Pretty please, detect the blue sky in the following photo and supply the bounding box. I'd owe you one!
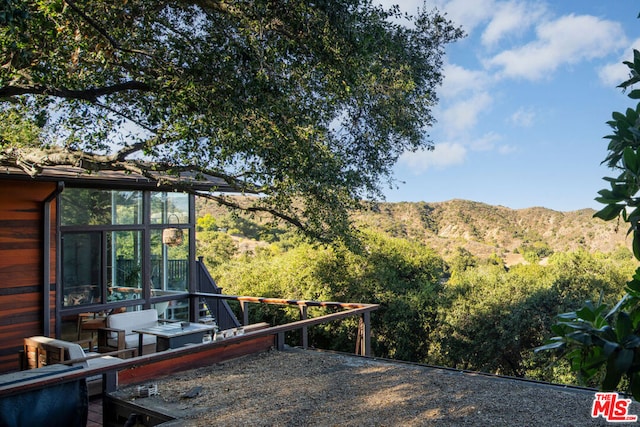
[380,0,640,212]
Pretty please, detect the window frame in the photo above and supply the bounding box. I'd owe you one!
[58,187,195,316]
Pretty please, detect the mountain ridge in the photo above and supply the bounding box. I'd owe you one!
[354,199,630,262]
[197,197,631,264]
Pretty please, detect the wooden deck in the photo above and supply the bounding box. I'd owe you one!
[87,397,102,427]
[1,299,379,426]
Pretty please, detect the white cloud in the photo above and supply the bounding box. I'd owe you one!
[469,132,502,151]
[498,144,516,155]
[439,63,491,99]
[400,143,467,173]
[485,14,627,80]
[399,132,510,173]
[598,62,627,88]
[509,107,535,127]
[481,1,546,48]
[441,92,493,136]
[598,38,640,88]
[431,0,497,36]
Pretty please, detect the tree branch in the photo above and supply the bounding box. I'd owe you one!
[0,80,151,101]
[63,0,155,58]
[190,0,296,39]
[198,192,306,231]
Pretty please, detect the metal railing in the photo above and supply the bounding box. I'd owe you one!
[195,258,241,329]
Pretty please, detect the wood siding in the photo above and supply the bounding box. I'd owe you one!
[117,335,275,386]
[0,180,57,373]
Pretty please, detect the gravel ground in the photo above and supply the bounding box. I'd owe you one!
[116,347,639,426]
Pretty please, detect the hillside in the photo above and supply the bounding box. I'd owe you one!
[353,199,630,262]
[197,198,631,263]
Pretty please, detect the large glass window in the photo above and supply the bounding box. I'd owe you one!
[151,192,189,225]
[107,231,143,302]
[151,229,189,293]
[61,189,142,225]
[60,188,192,310]
[62,232,102,306]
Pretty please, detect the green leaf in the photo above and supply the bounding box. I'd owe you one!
[622,334,640,349]
[580,349,608,373]
[557,311,578,320]
[567,331,593,345]
[630,373,640,401]
[576,305,596,322]
[603,340,621,357]
[616,312,633,341]
[633,233,640,261]
[597,188,625,201]
[623,147,640,174]
[599,326,618,342]
[551,323,569,336]
[629,90,640,99]
[613,111,629,123]
[629,307,640,329]
[615,348,634,374]
[534,339,565,353]
[606,295,630,318]
[602,357,624,391]
[594,204,624,221]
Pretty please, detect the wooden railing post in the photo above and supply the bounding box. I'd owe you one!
[300,304,308,349]
[241,301,249,326]
[361,311,371,356]
[276,332,285,351]
[192,292,379,355]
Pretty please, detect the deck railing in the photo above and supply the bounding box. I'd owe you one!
[193,292,379,356]
[1,296,379,401]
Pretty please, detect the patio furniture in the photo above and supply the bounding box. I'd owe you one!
[76,312,107,340]
[133,322,216,353]
[21,336,135,396]
[97,308,162,356]
[153,301,170,319]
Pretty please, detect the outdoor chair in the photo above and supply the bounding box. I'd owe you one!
[97,308,162,356]
[21,336,135,396]
[76,312,107,341]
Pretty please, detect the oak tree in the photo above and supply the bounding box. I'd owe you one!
[0,0,462,240]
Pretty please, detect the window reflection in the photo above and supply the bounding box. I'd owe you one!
[151,229,189,293]
[151,192,188,225]
[61,189,142,225]
[62,232,102,307]
[60,189,191,310]
[107,231,142,302]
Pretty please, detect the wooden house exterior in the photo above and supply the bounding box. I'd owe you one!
[0,179,58,372]
[0,165,382,427]
[0,166,235,374]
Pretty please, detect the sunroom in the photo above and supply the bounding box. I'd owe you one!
[0,166,239,371]
[59,187,196,335]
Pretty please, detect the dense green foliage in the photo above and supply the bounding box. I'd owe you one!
[0,0,462,241]
[537,17,640,398]
[212,231,445,360]
[200,215,636,385]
